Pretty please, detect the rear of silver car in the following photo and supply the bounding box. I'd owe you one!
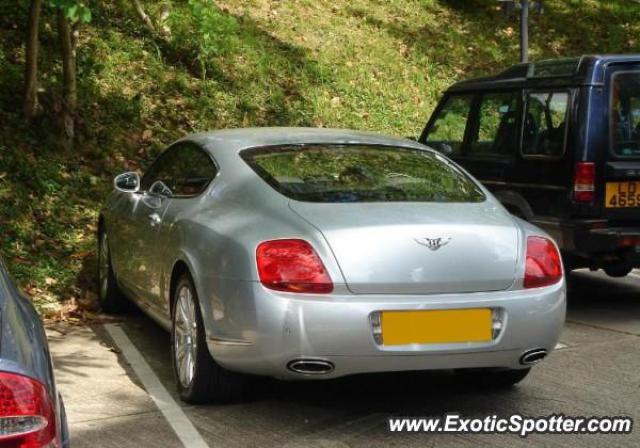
[206,142,566,380]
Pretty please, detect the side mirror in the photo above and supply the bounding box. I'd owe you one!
[114,172,140,193]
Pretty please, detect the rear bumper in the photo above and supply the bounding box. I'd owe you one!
[584,227,640,252]
[206,280,566,380]
[534,218,640,264]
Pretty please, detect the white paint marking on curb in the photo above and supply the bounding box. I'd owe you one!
[104,324,209,448]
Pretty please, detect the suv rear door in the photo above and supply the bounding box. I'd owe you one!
[604,67,640,222]
[516,89,573,219]
[422,91,521,186]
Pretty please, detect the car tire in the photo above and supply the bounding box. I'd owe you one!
[97,231,128,313]
[171,273,245,404]
[603,265,633,278]
[455,368,531,388]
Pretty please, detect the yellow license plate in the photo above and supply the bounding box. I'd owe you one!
[606,182,640,208]
[381,309,492,346]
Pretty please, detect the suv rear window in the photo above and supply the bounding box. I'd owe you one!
[611,72,640,157]
[241,144,485,203]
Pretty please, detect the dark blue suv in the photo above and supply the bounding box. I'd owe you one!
[420,55,640,277]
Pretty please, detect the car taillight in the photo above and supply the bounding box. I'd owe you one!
[256,239,333,293]
[573,162,595,203]
[524,236,563,289]
[0,372,57,448]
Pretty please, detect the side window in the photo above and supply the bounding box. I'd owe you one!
[523,91,569,158]
[469,92,519,156]
[141,143,217,196]
[172,145,218,196]
[140,147,182,194]
[425,95,473,155]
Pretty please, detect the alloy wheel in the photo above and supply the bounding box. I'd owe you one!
[174,285,199,388]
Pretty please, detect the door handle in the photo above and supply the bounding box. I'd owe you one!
[148,213,161,226]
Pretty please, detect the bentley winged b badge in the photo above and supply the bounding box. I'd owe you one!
[414,236,452,251]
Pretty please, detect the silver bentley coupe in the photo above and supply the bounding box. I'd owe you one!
[98,128,566,403]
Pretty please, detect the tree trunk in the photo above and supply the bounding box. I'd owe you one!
[57,9,77,149]
[131,0,158,36]
[23,0,42,120]
[520,0,529,63]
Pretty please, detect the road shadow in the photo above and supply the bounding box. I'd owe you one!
[567,270,640,299]
[564,270,640,335]
[250,369,525,415]
[566,270,640,310]
[47,324,112,384]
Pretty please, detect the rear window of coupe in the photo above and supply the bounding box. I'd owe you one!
[240,144,485,203]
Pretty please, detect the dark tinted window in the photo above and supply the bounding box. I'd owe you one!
[528,58,580,78]
[141,147,182,193]
[425,95,473,155]
[523,91,568,158]
[141,143,217,196]
[241,144,485,203]
[470,92,519,156]
[611,72,640,157]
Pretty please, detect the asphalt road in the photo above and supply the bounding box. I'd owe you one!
[48,270,640,448]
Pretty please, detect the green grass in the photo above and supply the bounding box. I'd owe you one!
[1,0,640,316]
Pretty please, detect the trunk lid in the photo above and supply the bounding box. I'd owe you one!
[289,201,520,294]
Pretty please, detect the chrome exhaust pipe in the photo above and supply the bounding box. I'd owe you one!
[520,348,548,366]
[287,359,334,375]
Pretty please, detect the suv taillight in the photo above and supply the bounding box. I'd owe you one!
[524,236,563,288]
[256,239,333,293]
[573,162,595,203]
[0,372,57,448]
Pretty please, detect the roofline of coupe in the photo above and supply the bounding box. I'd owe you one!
[175,127,431,156]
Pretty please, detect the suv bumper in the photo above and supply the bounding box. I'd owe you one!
[584,227,640,252]
[534,218,640,266]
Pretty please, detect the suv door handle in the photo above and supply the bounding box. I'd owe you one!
[148,213,161,226]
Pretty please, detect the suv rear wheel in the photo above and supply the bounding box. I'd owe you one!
[603,265,633,278]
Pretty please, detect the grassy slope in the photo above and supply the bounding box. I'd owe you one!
[1,0,639,316]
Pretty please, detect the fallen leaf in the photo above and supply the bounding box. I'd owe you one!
[45,277,58,286]
[71,251,92,259]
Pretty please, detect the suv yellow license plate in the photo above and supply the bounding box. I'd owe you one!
[605,182,640,208]
[381,309,492,346]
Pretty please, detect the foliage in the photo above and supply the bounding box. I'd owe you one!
[47,0,91,23]
[1,0,640,316]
